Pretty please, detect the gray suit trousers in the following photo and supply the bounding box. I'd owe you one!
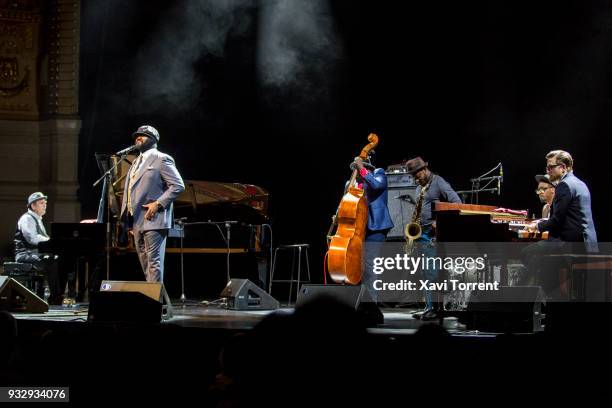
[133,229,168,282]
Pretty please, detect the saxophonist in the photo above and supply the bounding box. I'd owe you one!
[405,157,461,320]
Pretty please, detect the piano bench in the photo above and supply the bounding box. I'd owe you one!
[4,261,35,275]
[3,262,46,298]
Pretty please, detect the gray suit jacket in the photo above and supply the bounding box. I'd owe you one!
[120,149,185,232]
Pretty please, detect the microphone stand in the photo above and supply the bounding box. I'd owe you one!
[175,219,186,303]
[93,152,132,281]
[225,221,232,285]
[459,162,503,204]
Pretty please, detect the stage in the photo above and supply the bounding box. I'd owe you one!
[13,302,431,334]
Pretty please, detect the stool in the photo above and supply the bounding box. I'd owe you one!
[544,254,612,301]
[3,262,46,298]
[565,256,612,301]
[269,244,311,306]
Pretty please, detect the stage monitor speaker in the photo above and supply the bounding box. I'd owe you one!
[220,279,279,310]
[296,284,383,326]
[387,186,417,240]
[87,280,173,323]
[0,276,48,313]
[465,286,545,333]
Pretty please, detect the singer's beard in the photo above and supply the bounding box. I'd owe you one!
[137,139,155,153]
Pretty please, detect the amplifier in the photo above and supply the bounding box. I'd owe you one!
[386,171,416,188]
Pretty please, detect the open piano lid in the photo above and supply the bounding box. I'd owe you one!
[174,180,269,224]
[98,154,270,225]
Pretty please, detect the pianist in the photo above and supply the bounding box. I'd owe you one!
[14,192,65,305]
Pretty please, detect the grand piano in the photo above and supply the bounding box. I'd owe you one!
[101,153,270,249]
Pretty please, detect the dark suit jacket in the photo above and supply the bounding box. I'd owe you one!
[361,168,394,232]
[538,172,597,243]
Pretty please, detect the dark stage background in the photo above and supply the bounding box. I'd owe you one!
[78,0,611,290]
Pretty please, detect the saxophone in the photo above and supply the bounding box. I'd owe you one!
[404,180,431,254]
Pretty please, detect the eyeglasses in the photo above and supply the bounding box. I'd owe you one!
[535,187,552,193]
[546,163,562,171]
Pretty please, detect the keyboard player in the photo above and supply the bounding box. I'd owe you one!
[534,174,555,219]
[13,192,73,305]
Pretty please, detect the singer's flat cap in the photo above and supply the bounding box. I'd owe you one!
[132,125,160,143]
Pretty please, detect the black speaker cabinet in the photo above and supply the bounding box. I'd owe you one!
[296,284,383,325]
[220,279,279,310]
[0,276,48,313]
[465,286,545,333]
[88,280,172,323]
[386,186,417,240]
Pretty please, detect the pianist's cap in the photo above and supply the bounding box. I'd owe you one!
[405,157,429,175]
[27,192,47,207]
[535,174,555,187]
[132,125,160,143]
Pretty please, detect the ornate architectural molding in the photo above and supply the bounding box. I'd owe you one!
[0,0,40,118]
[0,1,81,255]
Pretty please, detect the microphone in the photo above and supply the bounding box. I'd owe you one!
[225,222,233,241]
[115,145,137,156]
[175,217,188,224]
[498,163,503,195]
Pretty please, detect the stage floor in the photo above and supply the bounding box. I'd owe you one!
[11,301,498,337]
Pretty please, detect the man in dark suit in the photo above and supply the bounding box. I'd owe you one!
[120,125,185,282]
[523,150,597,297]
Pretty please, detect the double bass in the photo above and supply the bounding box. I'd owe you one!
[327,133,379,284]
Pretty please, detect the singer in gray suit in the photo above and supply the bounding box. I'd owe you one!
[120,125,185,282]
